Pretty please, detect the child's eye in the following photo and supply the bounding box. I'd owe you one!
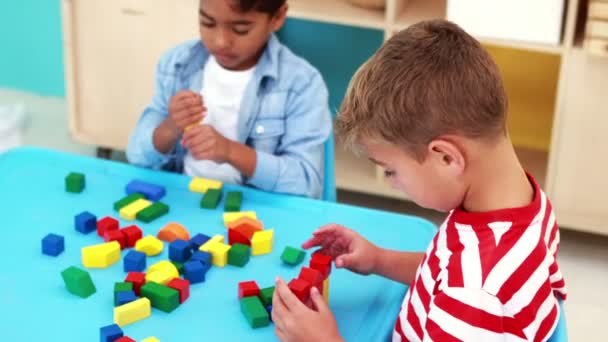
[200,22,215,28]
[384,170,396,178]
[232,28,250,36]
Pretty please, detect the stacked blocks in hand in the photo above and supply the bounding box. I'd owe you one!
[61,266,96,298]
[125,179,166,201]
[124,250,146,272]
[75,211,97,234]
[65,172,85,193]
[42,233,64,256]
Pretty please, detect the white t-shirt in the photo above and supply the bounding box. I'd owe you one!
[184,57,255,183]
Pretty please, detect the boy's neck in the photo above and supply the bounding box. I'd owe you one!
[462,137,534,213]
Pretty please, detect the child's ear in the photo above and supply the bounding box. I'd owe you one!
[270,4,288,32]
[427,138,466,175]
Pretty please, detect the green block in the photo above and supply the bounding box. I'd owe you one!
[228,243,250,267]
[141,282,179,313]
[259,286,275,307]
[200,189,222,209]
[171,261,184,274]
[114,193,145,211]
[136,201,169,223]
[61,266,96,298]
[114,282,134,305]
[281,246,306,266]
[224,191,243,212]
[65,172,85,193]
[240,296,270,328]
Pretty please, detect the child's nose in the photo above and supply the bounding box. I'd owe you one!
[215,29,231,50]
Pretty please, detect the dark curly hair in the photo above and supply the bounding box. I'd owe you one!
[234,0,286,14]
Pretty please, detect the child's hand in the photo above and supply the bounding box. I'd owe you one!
[302,224,380,275]
[181,124,233,163]
[272,277,343,342]
[168,90,206,132]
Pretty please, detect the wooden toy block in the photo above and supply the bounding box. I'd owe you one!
[227,217,263,237]
[104,230,127,250]
[189,233,211,250]
[114,193,145,211]
[114,282,134,305]
[147,260,179,279]
[61,266,96,298]
[190,251,212,265]
[224,191,243,212]
[65,172,85,193]
[124,250,146,272]
[208,243,231,267]
[288,278,311,303]
[266,305,273,320]
[171,261,184,274]
[251,230,274,256]
[82,241,121,268]
[120,198,152,221]
[140,282,180,313]
[240,296,270,328]
[100,324,123,342]
[281,246,306,266]
[141,338,160,342]
[169,239,192,263]
[125,179,166,201]
[137,202,169,223]
[97,216,119,237]
[228,243,250,267]
[157,223,190,242]
[228,228,251,246]
[167,278,190,303]
[223,211,257,226]
[298,267,324,292]
[238,281,260,299]
[114,297,151,327]
[75,211,97,234]
[199,234,225,252]
[125,272,146,296]
[323,278,329,303]
[188,177,223,193]
[183,261,208,284]
[135,235,163,256]
[115,337,136,342]
[145,271,173,285]
[310,252,332,278]
[200,188,222,209]
[42,233,64,256]
[120,225,143,248]
[259,286,275,307]
[116,290,137,306]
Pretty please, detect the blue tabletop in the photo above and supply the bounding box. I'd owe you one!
[0,147,436,341]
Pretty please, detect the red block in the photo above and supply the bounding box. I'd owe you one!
[288,278,312,303]
[299,267,324,291]
[115,337,135,342]
[97,216,119,237]
[167,278,190,304]
[104,230,126,249]
[238,281,260,299]
[310,252,332,278]
[125,272,146,296]
[121,225,143,248]
[228,228,251,246]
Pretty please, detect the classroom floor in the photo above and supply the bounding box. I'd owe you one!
[2,88,606,341]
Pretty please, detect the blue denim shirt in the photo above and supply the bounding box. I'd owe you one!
[126,35,332,198]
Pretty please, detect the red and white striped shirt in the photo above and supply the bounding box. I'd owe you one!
[394,176,567,342]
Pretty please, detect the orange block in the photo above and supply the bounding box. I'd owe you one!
[227,217,263,239]
[157,223,190,242]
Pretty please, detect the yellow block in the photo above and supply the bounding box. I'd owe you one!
[199,234,225,252]
[141,337,160,342]
[251,229,274,256]
[223,211,257,226]
[114,297,151,327]
[120,198,152,221]
[188,177,223,193]
[208,243,231,267]
[81,241,121,268]
[145,271,174,285]
[135,235,164,256]
[323,278,329,303]
[147,260,179,277]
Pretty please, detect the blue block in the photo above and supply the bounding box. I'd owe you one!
[190,251,212,265]
[75,211,97,234]
[100,324,123,342]
[41,233,64,256]
[189,233,211,249]
[169,239,192,263]
[266,305,273,321]
[116,290,138,306]
[125,179,166,201]
[123,250,146,272]
[183,261,208,284]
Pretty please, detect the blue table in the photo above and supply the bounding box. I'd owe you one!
[0,147,436,341]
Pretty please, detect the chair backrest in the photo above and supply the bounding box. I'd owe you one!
[547,300,568,342]
[322,132,337,202]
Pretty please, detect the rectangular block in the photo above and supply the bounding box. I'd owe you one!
[136,202,169,223]
[140,282,180,313]
[114,193,145,211]
[223,211,257,226]
[125,179,166,201]
[189,177,223,193]
[120,198,152,221]
[82,241,121,268]
[259,286,275,307]
[200,189,222,209]
[224,191,243,212]
[114,297,151,327]
[240,296,270,329]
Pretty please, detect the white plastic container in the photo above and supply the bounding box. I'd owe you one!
[0,103,26,153]
[447,0,565,46]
